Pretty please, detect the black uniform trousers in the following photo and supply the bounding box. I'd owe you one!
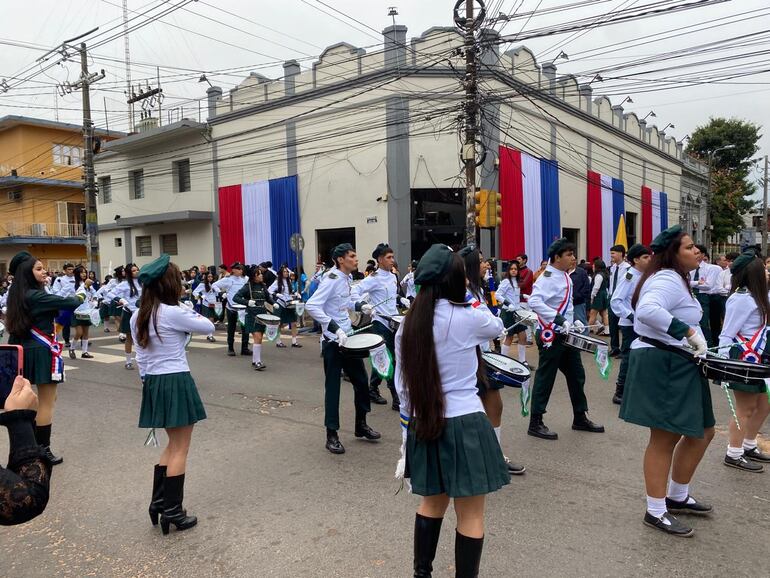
[226,308,250,353]
[531,332,589,416]
[709,294,726,349]
[616,325,636,392]
[695,292,711,347]
[322,340,371,431]
[608,310,620,354]
[367,321,399,401]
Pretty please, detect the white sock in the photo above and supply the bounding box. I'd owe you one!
[254,344,262,364]
[125,353,132,364]
[69,340,76,351]
[500,344,510,357]
[727,445,744,459]
[82,339,89,353]
[646,496,668,520]
[494,426,501,445]
[207,333,214,339]
[743,438,758,451]
[292,336,298,345]
[517,345,527,362]
[667,480,689,503]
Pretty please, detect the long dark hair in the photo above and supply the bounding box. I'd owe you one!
[400,253,467,441]
[135,263,183,348]
[593,259,609,285]
[504,261,519,282]
[248,266,265,289]
[203,272,214,293]
[74,265,87,291]
[276,265,289,294]
[113,265,126,282]
[632,232,690,308]
[125,263,139,297]
[731,257,770,323]
[462,246,483,300]
[5,255,41,337]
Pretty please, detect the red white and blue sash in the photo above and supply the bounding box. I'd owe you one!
[734,324,768,364]
[536,272,572,346]
[30,327,64,381]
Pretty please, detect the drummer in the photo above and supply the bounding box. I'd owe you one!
[353,243,409,410]
[620,225,714,537]
[306,243,381,454]
[70,265,96,359]
[400,260,418,302]
[609,244,652,405]
[211,263,249,357]
[718,251,770,473]
[527,239,604,440]
[233,266,274,371]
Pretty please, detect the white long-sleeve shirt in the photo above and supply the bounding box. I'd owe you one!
[495,277,521,310]
[131,304,215,375]
[608,261,631,295]
[394,300,503,418]
[400,271,416,299]
[113,280,142,312]
[211,275,247,311]
[305,266,358,342]
[590,274,606,300]
[718,291,767,357]
[689,262,716,294]
[632,269,703,350]
[192,283,218,307]
[268,278,294,307]
[52,274,76,298]
[610,267,642,327]
[717,268,732,297]
[354,268,399,327]
[529,264,573,330]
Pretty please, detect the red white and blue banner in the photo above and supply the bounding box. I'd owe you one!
[218,175,300,268]
[587,171,625,264]
[499,146,561,263]
[641,186,669,246]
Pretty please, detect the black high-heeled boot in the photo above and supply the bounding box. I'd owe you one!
[160,474,197,535]
[148,464,166,525]
[414,514,443,577]
[454,530,484,578]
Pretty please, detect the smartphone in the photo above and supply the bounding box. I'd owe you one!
[0,345,24,409]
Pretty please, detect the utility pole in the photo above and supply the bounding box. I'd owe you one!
[762,155,769,257]
[460,0,482,246]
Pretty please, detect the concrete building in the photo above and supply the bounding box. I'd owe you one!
[0,116,116,274]
[94,26,710,271]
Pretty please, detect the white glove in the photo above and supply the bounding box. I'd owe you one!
[119,299,128,306]
[248,300,256,307]
[686,331,708,356]
[558,320,572,334]
[399,297,410,308]
[180,300,194,311]
[335,328,348,346]
[573,320,585,332]
[521,294,529,301]
[360,303,374,316]
[505,304,516,312]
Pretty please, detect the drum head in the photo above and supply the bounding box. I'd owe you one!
[390,315,405,325]
[341,333,384,357]
[482,352,530,381]
[232,304,247,310]
[257,314,281,326]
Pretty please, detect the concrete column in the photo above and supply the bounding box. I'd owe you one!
[207,85,223,262]
[284,60,301,176]
[385,96,411,268]
[206,86,222,120]
[383,25,407,69]
[611,106,624,129]
[541,63,557,95]
[123,228,133,263]
[578,84,593,114]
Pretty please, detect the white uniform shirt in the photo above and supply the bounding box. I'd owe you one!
[704,263,723,295]
[610,267,643,327]
[95,278,117,301]
[394,299,503,418]
[192,283,218,307]
[52,274,76,298]
[400,271,417,299]
[130,304,215,375]
[718,291,767,357]
[495,278,521,310]
[529,264,573,330]
[608,261,631,295]
[355,268,399,327]
[268,278,294,307]
[113,280,143,312]
[305,266,359,342]
[211,275,247,311]
[75,283,96,303]
[717,268,732,296]
[689,262,715,294]
[632,269,703,350]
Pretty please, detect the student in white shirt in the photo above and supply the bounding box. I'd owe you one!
[132,254,213,536]
[52,263,76,347]
[191,272,218,342]
[70,265,96,359]
[268,265,302,349]
[395,244,508,577]
[113,264,142,369]
[211,263,249,356]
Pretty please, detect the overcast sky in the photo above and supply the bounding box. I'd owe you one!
[2,0,768,192]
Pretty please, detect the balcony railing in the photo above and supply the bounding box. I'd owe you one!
[3,222,84,238]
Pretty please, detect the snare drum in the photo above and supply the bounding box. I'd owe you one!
[74,310,93,322]
[340,333,384,358]
[381,314,404,332]
[482,352,530,388]
[256,314,281,326]
[697,355,770,385]
[564,332,607,354]
[512,309,538,327]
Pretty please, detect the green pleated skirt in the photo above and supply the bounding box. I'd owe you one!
[620,346,715,438]
[244,313,267,334]
[17,344,64,385]
[500,310,526,336]
[138,371,207,429]
[727,381,768,394]
[120,309,132,334]
[406,411,510,498]
[72,316,92,327]
[201,304,217,319]
[278,306,297,325]
[590,290,609,311]
[108,302,122,317]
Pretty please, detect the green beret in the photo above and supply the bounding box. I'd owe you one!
[372,243,391,260]
[730,250,757,275]
[9,251,34,275]
[627,243,651,261]
[331,243,354,260]
[414,244,454,285]
[650,225,683,253]
[458,245,476,258]
[547,238,569,258]
[138,253,170,285]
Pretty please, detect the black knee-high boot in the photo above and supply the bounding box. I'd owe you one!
[148,464,166,525]
[454,531,484,578]
[160,474,197,535]
[35,424,63,465]
[414,514,443,577]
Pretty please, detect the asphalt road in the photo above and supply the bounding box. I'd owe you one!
[1,326,769,578]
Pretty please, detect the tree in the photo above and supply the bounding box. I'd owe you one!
[686,118,762,243]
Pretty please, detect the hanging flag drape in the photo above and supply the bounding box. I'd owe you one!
[499,146,561,263]
[641,186,669,245]
[587,171,625,264]
[218,175,301,268]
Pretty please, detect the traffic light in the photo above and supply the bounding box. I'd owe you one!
[474,189,489,227]
[474,189,502,229]
[490,190,502,228]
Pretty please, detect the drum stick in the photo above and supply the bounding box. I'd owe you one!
[348,324,374,336]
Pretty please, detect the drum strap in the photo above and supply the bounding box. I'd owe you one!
[734,323,768,362]
[638,336,696,364]
[30,327,64,381]
[536,273,572,336]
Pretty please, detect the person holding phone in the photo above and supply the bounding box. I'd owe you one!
[5,252,84,465]
[1,375,52,526]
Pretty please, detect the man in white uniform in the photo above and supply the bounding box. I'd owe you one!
[608,245,630,358]
[212,263,249,356]
[52,262,76,347]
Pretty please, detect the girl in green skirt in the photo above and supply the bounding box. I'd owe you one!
[192,271,218,342]
[113,264,141,369]
[132,254,213,536]
[5,252,84,465]
[70,265,96,359]
[234,266,274,371]
[395,244,509,577]
[268,265,302,349]
[717,251,770,472]
[588,259,610,335]
[619,225,714,538]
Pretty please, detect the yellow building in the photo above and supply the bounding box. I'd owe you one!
[0,116,116,275]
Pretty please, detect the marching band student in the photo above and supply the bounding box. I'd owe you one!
[6,252,85,465]
[212,263,249,357]
[608,245,630,357]
[70,265,96,359]
[105,266,126,335]
[355,243,408,410]
[400,260,418,302]
[609,244,652,405]
[689,245,717,346]
[132,254,213,535]
[306,243,379,455]
[52,263,76,348]
[718,251,770,473]
[395,244,509,578]
[527,239,604,440]
[620,225,714,537]
[96,274,113,329]
[496,261,528,363]
[192,272,218,342]
[113,264,142,370]
[269,265,302,349]
[234,266,274,371]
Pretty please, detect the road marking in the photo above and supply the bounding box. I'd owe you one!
[66,352,127,365]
